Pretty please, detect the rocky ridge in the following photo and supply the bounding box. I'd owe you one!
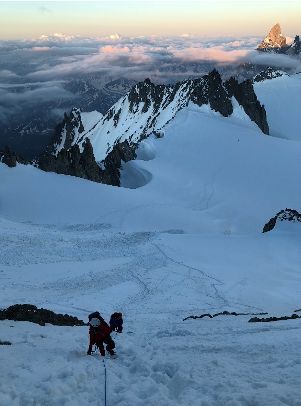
[39,70,269,185]
[2,70,270,186]
[253,67,285,82]
[263,209,301,233]
[0,304,85,326]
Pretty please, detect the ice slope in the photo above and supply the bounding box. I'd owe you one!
[1,103,301,405]
[254,73,301,141]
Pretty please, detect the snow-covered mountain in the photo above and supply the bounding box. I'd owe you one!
[51,70,269,160]
[38,70,269,185]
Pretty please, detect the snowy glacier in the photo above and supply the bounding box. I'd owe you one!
[1,84,301,405]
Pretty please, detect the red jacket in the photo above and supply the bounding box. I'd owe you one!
[89,321,112,345]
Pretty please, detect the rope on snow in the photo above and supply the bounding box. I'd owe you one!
[102,357,107,406]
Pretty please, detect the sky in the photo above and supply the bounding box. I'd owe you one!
[0,0,300,40]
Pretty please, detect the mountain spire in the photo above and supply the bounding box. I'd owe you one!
[258,23,287,51]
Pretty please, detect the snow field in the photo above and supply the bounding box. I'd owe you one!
[1,219,301,405]
[1,316,301,406]
[1,80,301,404]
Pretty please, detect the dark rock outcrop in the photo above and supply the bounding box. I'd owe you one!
[249,313,300,323]
[0,146,17,168]
[0,304,85,326]
[0,146,28,168]
[183,310,267,321]
[206,69,233,117]
[263,208,301,233]
[253,67,284,83]
[127,78,167,115]
[101,140,137,186]
[39,137,136,187]
[52,108,85,153]
[0,340,12,345]
[39,139,103,183]
[289,35,301,55]
[225,77,269,134]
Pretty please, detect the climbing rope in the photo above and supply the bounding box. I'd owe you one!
[90,347,108,406]
[102,358,107,406]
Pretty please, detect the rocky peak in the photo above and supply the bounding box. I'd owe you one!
[206,69,233,117]
[51,108,85,155]
[127,78,168,114]
[258,23,288,52]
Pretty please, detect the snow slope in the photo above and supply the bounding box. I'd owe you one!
[255,73,301,141]
[1,103,301,405]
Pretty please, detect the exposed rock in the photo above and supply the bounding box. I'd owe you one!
[253,67,285,82]
[0,146,17,168]
[39,137,136,187]
[263,208,301,233]
[206,69,233,117]
[127,78,167,115]
[0,146,28,168]
[51,108,85,154]
[257,24,301,56]
[257,23,288,52]
[39,139,103,183]
[101,140,137,186]
[0,340,12,345]
[225,77,269,134]
[249,313,300,323]
[0,304,85,326]
[183,310,268,321]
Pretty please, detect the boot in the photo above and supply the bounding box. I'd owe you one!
[108,349,115,356]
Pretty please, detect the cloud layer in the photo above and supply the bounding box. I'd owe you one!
[0,33,300,125]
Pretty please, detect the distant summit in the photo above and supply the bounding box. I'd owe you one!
[257,23,288,52]
[257,24,301,56]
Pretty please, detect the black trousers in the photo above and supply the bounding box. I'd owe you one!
[89,335,115,355]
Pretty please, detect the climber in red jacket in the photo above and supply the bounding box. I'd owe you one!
[87,312,115,356]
